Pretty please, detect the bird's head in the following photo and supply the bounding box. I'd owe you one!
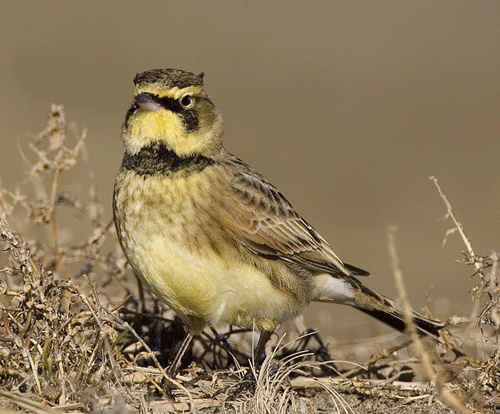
[122,68,224,158]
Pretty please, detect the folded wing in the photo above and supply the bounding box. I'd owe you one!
[223,154,370,278]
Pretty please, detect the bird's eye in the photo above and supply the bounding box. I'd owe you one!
[180,95,193,108]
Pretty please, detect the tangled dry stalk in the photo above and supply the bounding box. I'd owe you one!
[0,106,498,413]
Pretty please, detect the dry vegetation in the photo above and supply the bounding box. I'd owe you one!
[0,106,499,413]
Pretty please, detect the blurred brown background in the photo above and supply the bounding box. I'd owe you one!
[1,1,499,340]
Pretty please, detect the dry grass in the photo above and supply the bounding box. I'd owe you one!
[0,105,498,413]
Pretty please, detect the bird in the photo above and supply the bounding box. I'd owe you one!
[113,68,444,376]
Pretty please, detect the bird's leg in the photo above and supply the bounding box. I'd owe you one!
[167,331,193,378]
[253,330,272,370]
[212,330,273,398]
[241,330,273,384]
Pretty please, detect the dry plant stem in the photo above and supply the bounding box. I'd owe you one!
[0,190,42,281]
[167,332,194,378]
[102,308,196,414]
[342,338,414,378]
[387,226,475,414]
[49,166,64,275]
[387,226,435,378]
[50,165,70,313]
[248,334,359,414]
[429,176,484,331]
[0,389,63,414]
[429,176,481,273]
[0,215,42,281]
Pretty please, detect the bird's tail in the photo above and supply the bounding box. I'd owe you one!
[351,282,444,338]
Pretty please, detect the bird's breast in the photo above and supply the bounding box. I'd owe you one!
[113,169,303,332]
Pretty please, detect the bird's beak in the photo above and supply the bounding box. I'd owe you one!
[134,93,162,112]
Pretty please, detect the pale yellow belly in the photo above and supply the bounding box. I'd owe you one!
[125,231,298,333]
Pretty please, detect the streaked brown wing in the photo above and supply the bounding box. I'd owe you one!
[223,154,370,277]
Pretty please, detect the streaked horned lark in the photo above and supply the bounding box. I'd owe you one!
[113,68,443,375]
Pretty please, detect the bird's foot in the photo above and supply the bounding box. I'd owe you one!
[212,367,257,400]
